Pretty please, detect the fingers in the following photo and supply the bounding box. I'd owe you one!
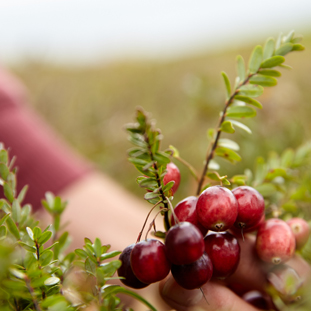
[160,276,261,311]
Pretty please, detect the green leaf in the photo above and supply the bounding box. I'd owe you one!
[238,84,264,97]
[260,55,285,68]
[17,185,28,204]
[279,63,292,70]
[220,120,235,133]
[153,152,170,166]
[75,248,88,260]
[234,95,262,109]
[265,168,287,181]
[249,75,277,87]
[281,148,294,168]
[104,287,157,311]
[20,204,31,226]
[258,69,281,77]
[228,120,252,134]
[236,55,245,82]
[144,192,160,201]
[275,42,293,56]
[3,182,14,203]
[208,160,220,170]
[292,44,305,51]
[162,181,175,193]
[33,226,42,241]
[221,71,231,99]
[11,199,21,223]
[0,213,10,226]
[226,106,257,118]
[44,277,61,286]
[100,260,122,277]
[100,250,122,261]
[0,149,8,164]
[283,30,295,43]
[18,242,36,253]
[169,145,180,157]
[40,250,53,266]
[0,225,7,238]
[255,183,277,197]
[37,230,53,245]
[85,257,96,275]
[0,163,9,180]
[248,45,263,74]
[137,177,158,189]
[94,237,102,258]
[6,216,20,239]
[26,227,34,240]
[215,147,241,163]
[263,37,275,60]
[218,138,240,151]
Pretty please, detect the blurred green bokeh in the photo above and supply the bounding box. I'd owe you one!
[10,32,311,203]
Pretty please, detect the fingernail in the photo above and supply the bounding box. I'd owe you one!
[162,277,203,306]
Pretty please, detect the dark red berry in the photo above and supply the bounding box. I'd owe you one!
[196,186,238,231]
[242,290,271,310]
[171,253,213,290]
[163,162,180,194]
[232,186,265,230]
[204,231,240,279]
[165,222,204,265]
[117,244,149,289]
[130,239,171,284]
[256,218,296,264]
[286,217,310,250]
[170,196,208,236]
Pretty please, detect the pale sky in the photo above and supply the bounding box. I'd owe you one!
[0,0,311,64]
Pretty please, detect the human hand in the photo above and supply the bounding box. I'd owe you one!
[160,234,310,311]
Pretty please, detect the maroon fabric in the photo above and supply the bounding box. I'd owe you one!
[0,68,92,211]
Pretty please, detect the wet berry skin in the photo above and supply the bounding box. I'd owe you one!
[163,162,180,194]
[170,196,208,236]
[196,186,238,231]
[232,186,265,230]
[256,218,296,265]
[117,244,149,289]
[286,217,310,250]
[165,222,205,265]
[171,252,213,290]
[130,239,171,284]
[204,231,240,279]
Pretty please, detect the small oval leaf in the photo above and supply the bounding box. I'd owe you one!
[249,75,278,87]
[263,37,275,60]
[236,55,245,82]
[248,45,263,74]
[258,69,281,77]
[234,95,262,109]
[260,55,285,68]
[220,120,235,133]
[238,84,264,97]
[228,120,252,134]
[221,71,231,99]
[44,277,60,286]
[226,106,257,118]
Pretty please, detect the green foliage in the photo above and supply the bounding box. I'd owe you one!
[0,146,155,311]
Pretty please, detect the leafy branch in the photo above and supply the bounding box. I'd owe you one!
[196,30,305,195]
[125,108,175,230]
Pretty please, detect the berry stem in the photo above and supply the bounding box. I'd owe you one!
[144,133,171,230]
[196,73,255,195]
[136,200,163,243]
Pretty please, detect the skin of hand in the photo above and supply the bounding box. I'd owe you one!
[160,234,311,311]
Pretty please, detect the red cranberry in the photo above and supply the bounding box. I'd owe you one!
[117,244,149,289]
[242,290,271,310]
[165,222,205,265]
[163,162,180,194]
[286,217,310,250]
[204,231,240,279]
[256,218,296,264]
[196,186,238,231]
[170,196,208,236]
[232,186,265,231]
[130,239,171,284]
[171,253,213,290]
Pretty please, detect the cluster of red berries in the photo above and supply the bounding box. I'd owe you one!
[118,162,310,293]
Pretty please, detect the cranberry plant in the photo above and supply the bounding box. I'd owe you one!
[122,30,311,310]
[0,145,156,310]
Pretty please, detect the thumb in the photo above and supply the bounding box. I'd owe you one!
[159,275,261,311]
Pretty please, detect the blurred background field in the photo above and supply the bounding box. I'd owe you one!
[8,31,311,203]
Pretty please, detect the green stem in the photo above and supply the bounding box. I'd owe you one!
[196,73,255,195]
